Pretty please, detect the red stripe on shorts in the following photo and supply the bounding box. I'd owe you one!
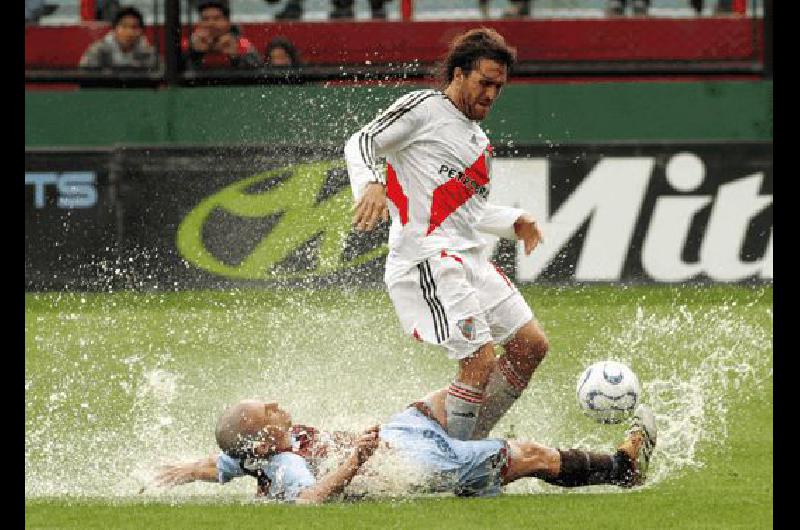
[441,250,463,264]
[492,262,512,287]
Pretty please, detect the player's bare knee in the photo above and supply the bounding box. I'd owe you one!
[529,333,549,363]
[510,322,549,361]
[473,345,497,382]
[505,334,548,378]
[458,343,496,388]
[527,334,549,363]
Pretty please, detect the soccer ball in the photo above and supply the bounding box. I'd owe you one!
[576,360,641,424]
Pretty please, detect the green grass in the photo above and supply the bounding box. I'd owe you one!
[25,285,772,528]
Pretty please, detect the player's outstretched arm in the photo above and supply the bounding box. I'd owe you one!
[476,204,543,255]
[154,455,219,488]
[344,91,432,232]
[476,203,526,239]
[295,425,380,504]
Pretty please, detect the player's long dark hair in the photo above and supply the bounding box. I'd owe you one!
[438,28,517,88]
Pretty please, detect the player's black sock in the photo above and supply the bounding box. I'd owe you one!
[545,449,634,487]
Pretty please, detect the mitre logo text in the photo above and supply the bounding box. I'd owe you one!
[490,153,772,282]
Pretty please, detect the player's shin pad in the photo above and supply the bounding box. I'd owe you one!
[472,357,527,439]
[545,449,633,488]
[445,382,484,441]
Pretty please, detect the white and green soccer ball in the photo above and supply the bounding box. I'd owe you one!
[576,360,641,424]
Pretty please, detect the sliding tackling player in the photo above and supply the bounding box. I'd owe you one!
[344,28,547,441]
[153,392,657,503]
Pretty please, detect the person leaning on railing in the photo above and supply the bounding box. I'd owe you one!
[605,0,650,16]
[478,0,531,18]
[265,0,392,20]
[78,6,159,70]
[182,1,262,70]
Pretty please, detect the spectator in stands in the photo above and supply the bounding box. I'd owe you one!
[95,0,121,23]
[78,6,159,70]
[265,0,392,20]
[264,0,302,20]
[25,0,58,24]
[265,37,301,66]
[183,1,262,70]
[606,0,649,16]
[714,0,734,14]
[688,0,735,15]
[478,0,531,18]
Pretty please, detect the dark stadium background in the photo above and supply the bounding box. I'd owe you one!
[25,0,771,289]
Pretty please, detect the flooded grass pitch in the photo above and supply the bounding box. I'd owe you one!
[24,285,772,527]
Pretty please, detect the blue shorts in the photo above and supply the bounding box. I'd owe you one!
[379,407,509,497]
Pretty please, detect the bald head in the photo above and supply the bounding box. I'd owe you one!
[215,399,293,458]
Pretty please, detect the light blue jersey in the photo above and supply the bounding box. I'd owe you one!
[379,407,509,497]
[215,407,508,500]
[217,451,316,502]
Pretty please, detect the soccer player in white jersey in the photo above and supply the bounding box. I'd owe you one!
[344,28,548,441]
[153,394,657,502]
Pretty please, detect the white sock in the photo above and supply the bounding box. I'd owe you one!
[472,356,528,439]
[445,381,484,440]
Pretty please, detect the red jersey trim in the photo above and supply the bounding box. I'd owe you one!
[427,151,490,236]
[441,250,464,264]
[386,163,408,225]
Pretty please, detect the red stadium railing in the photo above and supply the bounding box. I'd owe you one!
[80,0,95,21]
[24,18,765,68]
[27,0,769,87]
[75,0,748,22]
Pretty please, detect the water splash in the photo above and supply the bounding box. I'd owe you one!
[502,298,772,495]
[25,288,771,500]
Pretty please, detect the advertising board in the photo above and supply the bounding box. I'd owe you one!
[25,143,772,290]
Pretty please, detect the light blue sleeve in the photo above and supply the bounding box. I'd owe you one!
[265,453,317,502]
[216,453,245,484]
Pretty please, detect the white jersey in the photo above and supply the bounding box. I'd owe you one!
[345,89,525,284]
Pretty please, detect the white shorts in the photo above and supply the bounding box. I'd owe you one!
[386,247,534,360]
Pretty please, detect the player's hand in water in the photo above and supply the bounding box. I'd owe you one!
[353,424,381,465]
[353,182,388,232]
[153,463,200,488]
[514,213,543,256]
